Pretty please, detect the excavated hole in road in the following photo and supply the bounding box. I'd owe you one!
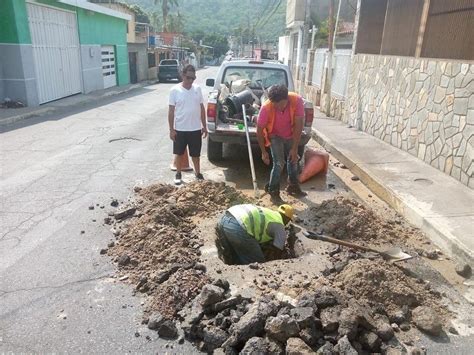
[103,181,453,353]
[215,227,306,265]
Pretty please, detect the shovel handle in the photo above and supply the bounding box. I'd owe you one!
[303,231,379,254]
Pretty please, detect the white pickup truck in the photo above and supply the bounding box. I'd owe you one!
[205,59,314,161]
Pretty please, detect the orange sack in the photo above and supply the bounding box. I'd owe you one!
[299,148,329,183]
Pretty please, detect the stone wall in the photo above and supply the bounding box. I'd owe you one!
[346,54,473,188]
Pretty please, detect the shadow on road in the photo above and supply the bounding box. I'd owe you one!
[0,86,156,134]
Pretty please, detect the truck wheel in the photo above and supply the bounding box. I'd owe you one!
[207,138,223,161]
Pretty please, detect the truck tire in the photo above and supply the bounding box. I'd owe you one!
[207,137,223,161]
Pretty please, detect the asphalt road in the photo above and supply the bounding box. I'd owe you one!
[0,67,220,353]
[2,66,473,354]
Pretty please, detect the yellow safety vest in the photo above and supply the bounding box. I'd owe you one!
[228,204,284,244]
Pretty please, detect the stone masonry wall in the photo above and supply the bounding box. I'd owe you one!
[345,54,473,188]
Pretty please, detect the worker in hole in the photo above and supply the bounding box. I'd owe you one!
[216,204,294,265]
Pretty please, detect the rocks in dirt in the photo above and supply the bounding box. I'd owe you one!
[117,254,130,266]
[351,176,359,181]
[213,278,230,291]
[320,305,342,333]
[390,308,408,325]
[147,312,165,330]
[359,330,381,352]
[211,296,243,313]
[400,323,411,331]
[374,317,395,341]
[455,263,472,278]
[410,347,427,355]
[113,207,136,220]
[223,300,279,347]
[199,284,225,307]
[157,320,178,339]
[316,342,334,354]
[424,250,439,260]
[412,306,443,336]
[299,326,323,347]
[265,314,300,342]
[202,326,228,350]
[289,307,316,329]
[240,336,284,355]
[334,335,358,355]
[297,286,341,310]
[286,337,315,354]
[338,308,359,340]
[110,199,119,207]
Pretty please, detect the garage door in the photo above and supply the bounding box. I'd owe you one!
[101,46,117,89]
[27,3,82,104]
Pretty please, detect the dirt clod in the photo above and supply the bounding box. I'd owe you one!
[412,306,443,336]
[455,263,472,278]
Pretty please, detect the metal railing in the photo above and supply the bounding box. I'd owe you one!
[310,48,352,98]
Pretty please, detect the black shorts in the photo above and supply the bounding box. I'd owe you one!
[173,130,202,157]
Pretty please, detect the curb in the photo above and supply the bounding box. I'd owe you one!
[0,82,150,127]
[311,128,473,266]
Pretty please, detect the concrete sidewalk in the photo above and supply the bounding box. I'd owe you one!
[311,113,473,266]
[0,82,152,126]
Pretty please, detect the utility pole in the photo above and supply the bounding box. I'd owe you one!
[298,0,311,95]
[325,0,341,117]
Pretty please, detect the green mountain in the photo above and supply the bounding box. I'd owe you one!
[121,0,287,43]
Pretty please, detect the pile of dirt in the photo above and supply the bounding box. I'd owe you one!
[106,181,249,319]
[102,183,450,353]
[308,197,420,244]
[138,181,248,218]
[333,259,448,320]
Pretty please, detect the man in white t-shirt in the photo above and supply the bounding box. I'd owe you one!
[168,64,208,185]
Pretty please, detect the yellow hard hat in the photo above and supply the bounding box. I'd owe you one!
[278,204,294,220]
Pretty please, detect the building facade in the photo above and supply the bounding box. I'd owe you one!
[0,0,130,106]
[345,0,473,188]
[285,0,473,188]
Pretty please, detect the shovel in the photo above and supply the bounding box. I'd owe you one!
[242,104,260,198]
[300,229,413,262]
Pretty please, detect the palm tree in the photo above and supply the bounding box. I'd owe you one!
[168,11,184,33]
[154,0,179,32]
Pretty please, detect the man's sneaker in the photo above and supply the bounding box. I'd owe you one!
[195,173,204,181]
[174,172,183,185]
[286,184,307,197]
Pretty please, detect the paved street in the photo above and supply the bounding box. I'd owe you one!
[0,67,221,353]
[1,66,473,354]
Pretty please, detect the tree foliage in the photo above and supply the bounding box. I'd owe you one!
[122,0,286,42]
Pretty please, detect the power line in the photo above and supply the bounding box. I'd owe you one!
[254,0,277,28]
[256,0,282,29]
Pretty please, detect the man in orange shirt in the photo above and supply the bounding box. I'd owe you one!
[257,85,306,204]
